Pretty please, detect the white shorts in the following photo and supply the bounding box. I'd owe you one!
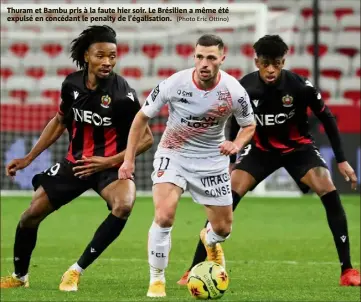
[151,151,232,206]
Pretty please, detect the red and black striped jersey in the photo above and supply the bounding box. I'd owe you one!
[230,69,326,154]
[58,71,140,163]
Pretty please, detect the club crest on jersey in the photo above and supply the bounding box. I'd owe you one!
[157,170,164,177]
[218,101,229,114]
[101,95,111,108]
[282,94,293,107]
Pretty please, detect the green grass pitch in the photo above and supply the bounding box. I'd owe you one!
[1,195,360,301]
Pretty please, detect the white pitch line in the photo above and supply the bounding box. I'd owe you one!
[1,257,358,266]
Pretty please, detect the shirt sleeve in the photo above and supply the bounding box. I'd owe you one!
[141,79,170,118]
[58,80,73,118]
[231,84,255,127]
[122,88,141,126]
[303,78,326,114]
[304,78,347,163]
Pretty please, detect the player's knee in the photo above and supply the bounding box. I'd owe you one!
[314,180,336,197]
[20,207,44,228]
[111,197,134,219]
[154,210,175,228]
[212,220,233,238]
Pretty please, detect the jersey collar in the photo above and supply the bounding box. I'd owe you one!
[83,70,115,93]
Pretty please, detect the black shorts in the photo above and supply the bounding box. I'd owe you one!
[32,159,119,210]
[234,144,329,193]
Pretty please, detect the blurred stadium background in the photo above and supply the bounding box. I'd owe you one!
[0,0,360,195]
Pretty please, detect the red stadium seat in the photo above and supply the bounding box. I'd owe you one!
[41,42,64,58]
[0,67,13,81]
[56,67,77,77]
[139,35,167,59]
[299,0,320,19]
[318,77,338,100]
[6,76,36,102]
[173,33,200,58]
[153,56,185,78]
[303,32,334,56]
[222,54,250,80]
[0,56,19,81]
[25,67,46,80]
[38,77,63,104]
[334,32,360,57]
[117,54,150,79]
[141,43,164,59]
[287,54,313,78]
[319,54,349,79]
[23,54,51,80]
[340,77,361,104]
[340,15,361,32]
[9,42,30,58]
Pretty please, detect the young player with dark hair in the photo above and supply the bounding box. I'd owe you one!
[1,25,154,291]
[177,34,360,287]
[119,34,256,297]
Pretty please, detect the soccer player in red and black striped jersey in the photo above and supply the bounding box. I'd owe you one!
[1,25,153,291]
[177,35,360,287]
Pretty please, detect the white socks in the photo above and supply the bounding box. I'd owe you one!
[69,262,84,274]
[205,222,230,247]
[13,272,28,281]
[148,221,172,283]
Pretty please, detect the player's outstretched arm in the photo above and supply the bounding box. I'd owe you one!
[6,113,66,177]
[118,111,150,179]
[306,81,358,190]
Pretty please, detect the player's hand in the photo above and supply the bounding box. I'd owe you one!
[6,157,31,178]
[118,160,135,180]
[218,141,241,156]
[338,161,358,190]
[73,156,112,179]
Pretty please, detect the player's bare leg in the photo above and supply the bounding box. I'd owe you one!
[147,183,182,297]
[301,167,360,286]
[178,169,255,285]
[59,179,136,291]
[1,187,54,289]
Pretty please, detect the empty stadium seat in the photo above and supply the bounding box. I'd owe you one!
[239,31,255,58]
[139,34,168,59]
[303,14,338,32]
[221,55,250,80]
[302,31,335,56]
[286,54,313,78]
[23,54,52,80]
[318,77,338,100]
[117,54,150,78]
[47,52,76,77]
[319,54,349,79]
[339,77,361,104]
[172,33,199,58]
[38,76,63,103]
[153,56,186,78]
[116,36,136,58]
[321,0,360,19]
[5,76,37,101]
[298,0,317,19]
[334,32,360,57]
[1,55,20,81]
[339,14,361,31]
